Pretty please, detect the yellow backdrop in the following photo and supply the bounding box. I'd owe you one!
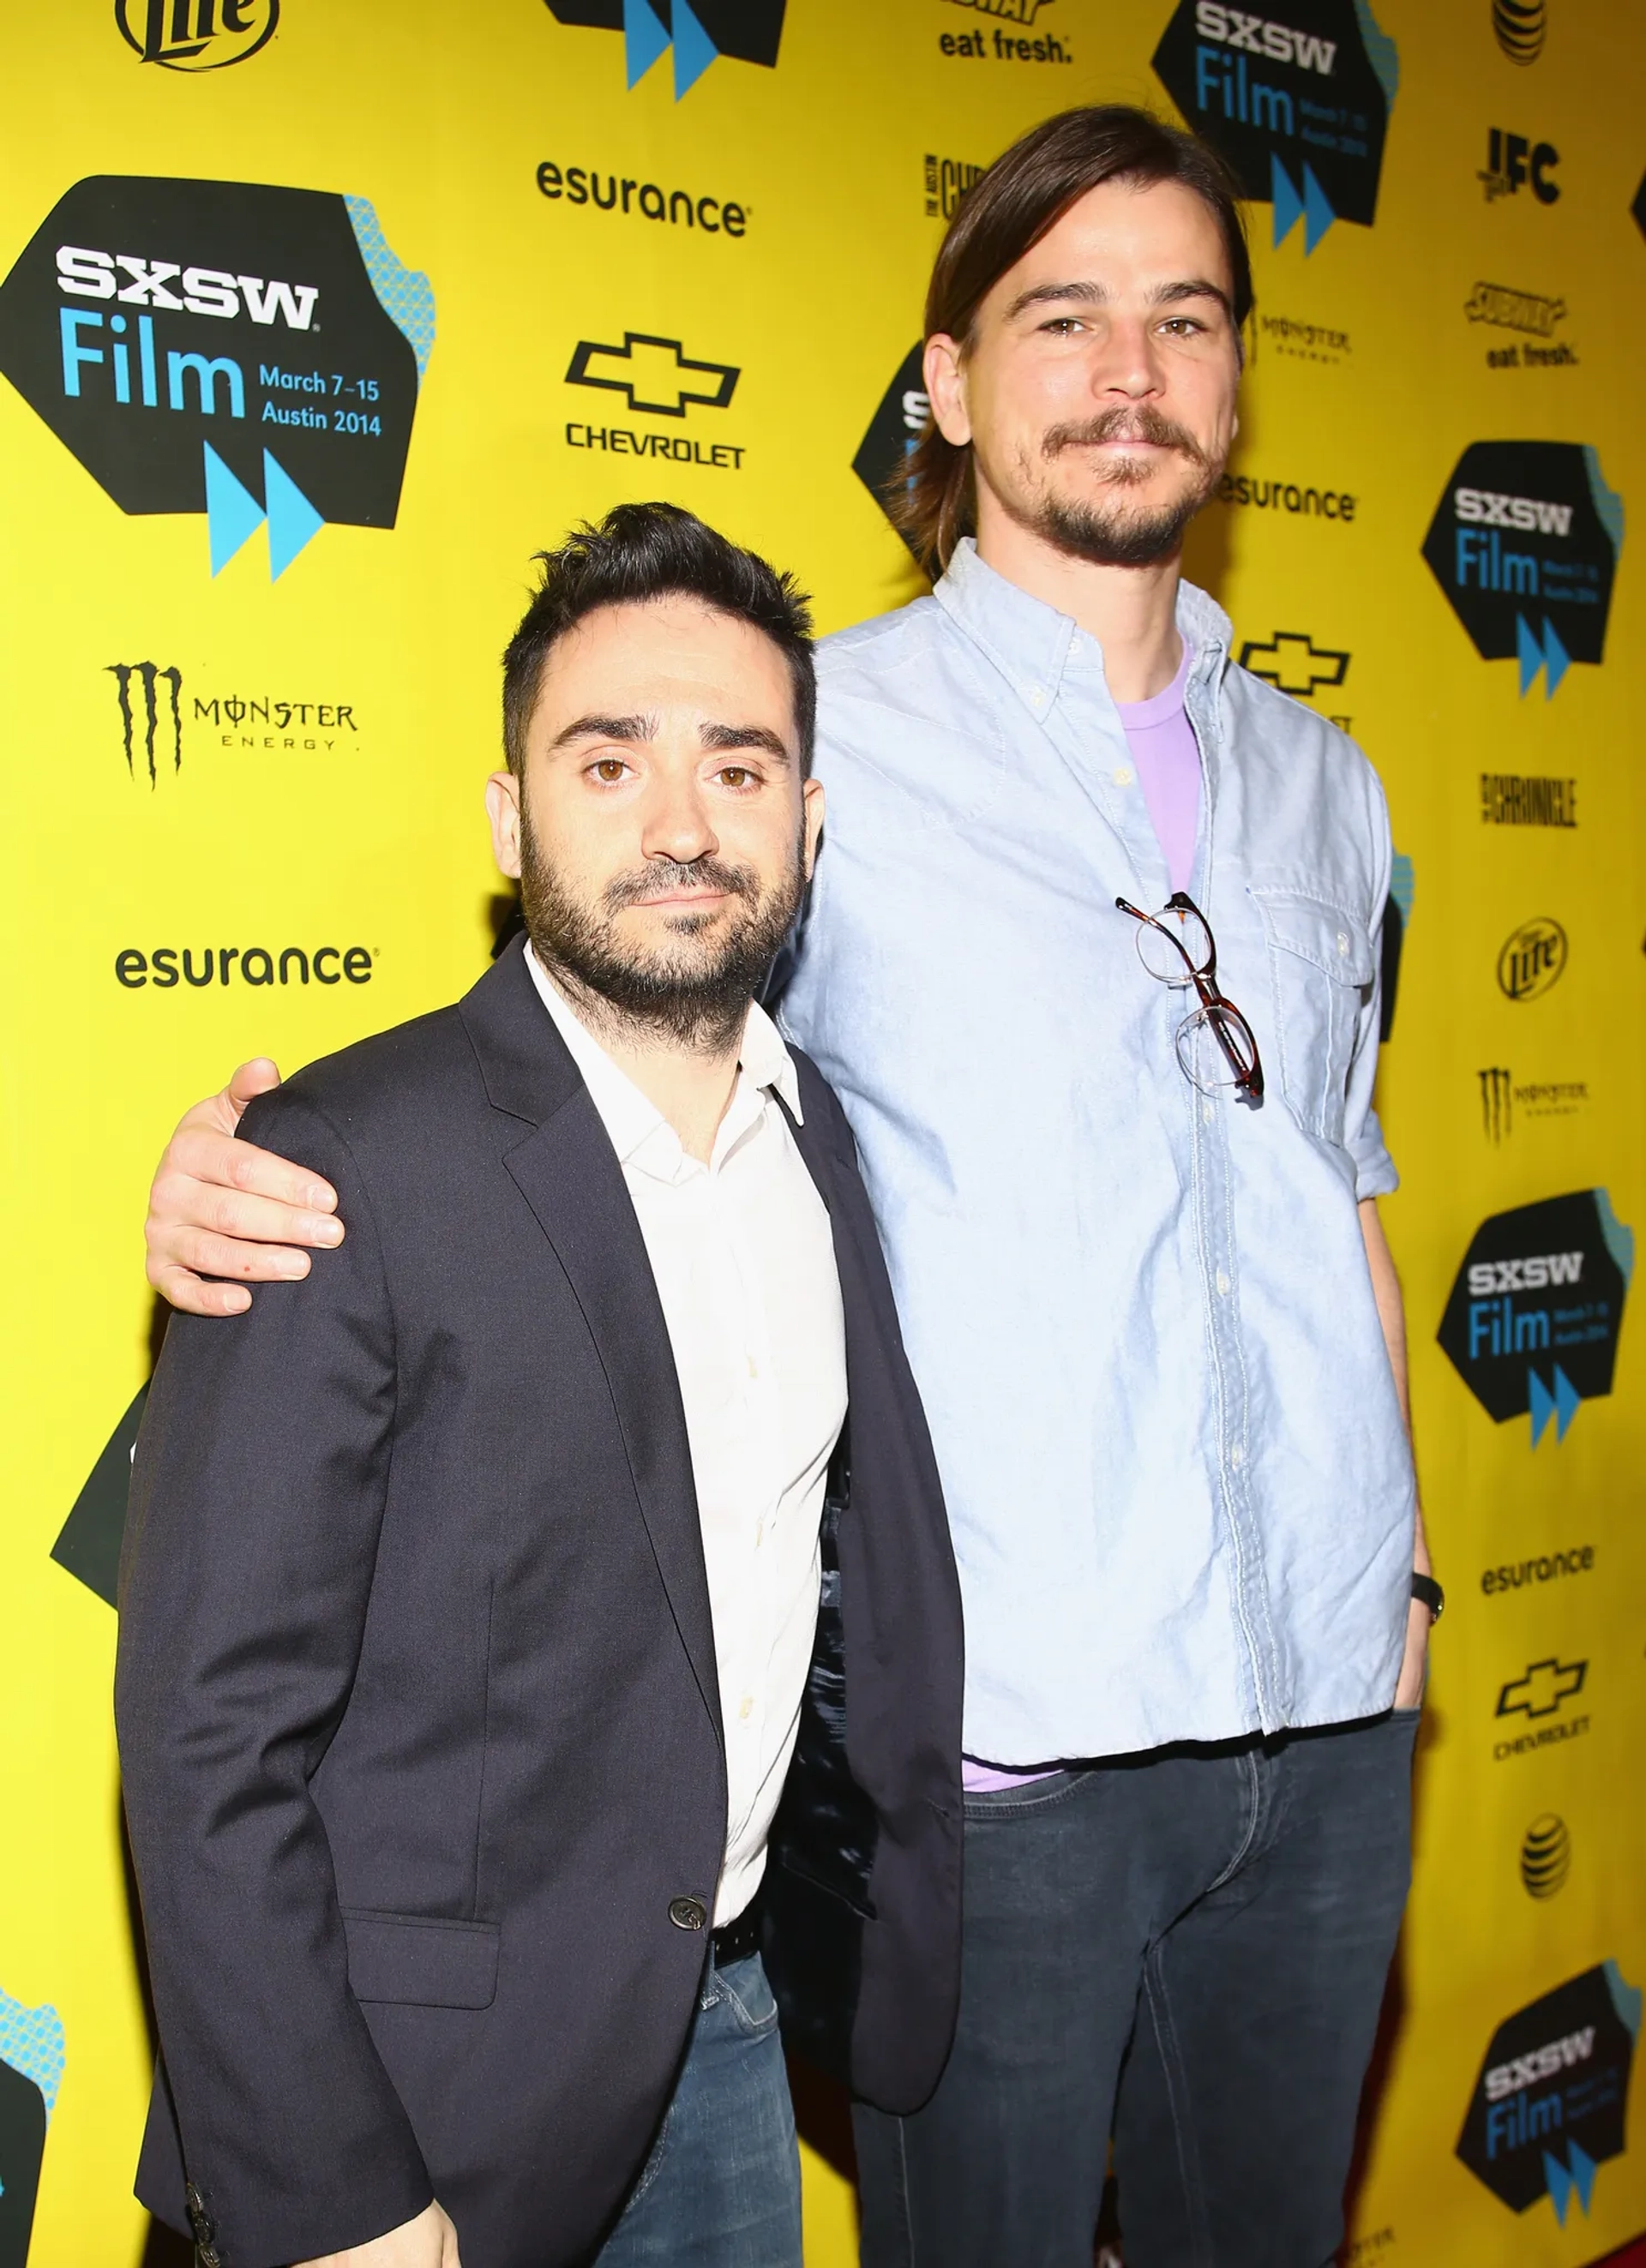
[2,2,1642,2263]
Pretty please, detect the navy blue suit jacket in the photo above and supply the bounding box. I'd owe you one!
[117,936,964,2268]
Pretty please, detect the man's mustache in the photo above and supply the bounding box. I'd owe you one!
[1042,405,1209,467]
[603,858,760,912]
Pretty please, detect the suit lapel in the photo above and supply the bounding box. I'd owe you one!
[460,943,723,1747]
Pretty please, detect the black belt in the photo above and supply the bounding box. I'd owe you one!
[710,1899,762,1968]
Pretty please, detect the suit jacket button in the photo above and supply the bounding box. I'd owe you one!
[669,1896,708,1931]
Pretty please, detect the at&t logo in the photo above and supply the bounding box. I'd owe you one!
[117,0,279,70]
[1520,1814,1571,1899]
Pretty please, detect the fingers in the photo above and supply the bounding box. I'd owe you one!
[147,1219,317,1287]
[159,1129,339,1222]
[226,1057,283,1117]
[149,1264,255,1317]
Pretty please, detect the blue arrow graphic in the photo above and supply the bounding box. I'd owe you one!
[1552,1362,1580,1441]
[673,0,717,96]
[263,451,324,579]
[1301,162,1335,252]
[203,443,264,577]
[1517,613,1572,698]
[1271,153,1304,247]
[623,0,670,87]
[1529,1366,1556,1447]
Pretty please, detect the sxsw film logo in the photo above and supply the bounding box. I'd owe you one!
[1438,1190,1633,1444]
[108,660,183,783]
[854,345,929,561]
[1457,1965,1639,2223]
[566,333,737,417]
[544,0,785,101]
[1421,441,1623,698]
[0,177,433,579]
[1493,0,1546,64]
[116,0,279,69]
[1152,0,1398,253]
[1498,915,1566,1001]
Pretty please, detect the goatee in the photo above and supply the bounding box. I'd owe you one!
[518,802,806,1053]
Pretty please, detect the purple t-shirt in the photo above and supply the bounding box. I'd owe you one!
[961,640,1202,1793]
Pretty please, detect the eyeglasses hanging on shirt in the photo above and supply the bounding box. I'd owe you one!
[1114,892,1265,1107]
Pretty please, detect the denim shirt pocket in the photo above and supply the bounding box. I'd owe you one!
[1248,885,1376,1144]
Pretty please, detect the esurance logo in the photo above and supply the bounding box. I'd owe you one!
[854,345,928,561]
[1422,441,1622,698]
[1457,1965,1639,2223]
[1152,0,1398,253]
[1438,1190,1633,1444]
[116,0,279,69]
[544,0,785,101]
[0,177,433,579]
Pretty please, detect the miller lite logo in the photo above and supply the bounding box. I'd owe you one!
[116,0,280,71]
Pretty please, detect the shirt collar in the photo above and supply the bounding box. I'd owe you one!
[524,944,803,1174]
[932,537,1233,714]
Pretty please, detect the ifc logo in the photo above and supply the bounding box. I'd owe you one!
[1521,1814,1571,1898]
[1493,0,1546,65]
[116,0,279,71]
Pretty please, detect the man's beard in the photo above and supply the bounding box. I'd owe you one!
[1018,404,1223,568]
[518,801,807,1053]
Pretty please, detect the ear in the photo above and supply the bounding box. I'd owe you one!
[923,333,971,447]
[800,776,826,879]
[486,770,523,880]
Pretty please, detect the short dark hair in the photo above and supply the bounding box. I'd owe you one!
[892,105,1253,577]
[502,502,816,775]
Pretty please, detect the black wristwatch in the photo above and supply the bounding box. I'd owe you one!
[1411,1572,1444,1623]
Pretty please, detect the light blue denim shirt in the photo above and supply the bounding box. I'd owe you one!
[778,540,1416,1764]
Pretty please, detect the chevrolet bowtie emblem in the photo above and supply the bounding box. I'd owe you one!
[1238,631,1350,699]
[564,333,739,418]
[1496,1658,1587,1719]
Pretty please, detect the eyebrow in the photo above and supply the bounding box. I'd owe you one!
[700,719,792,764]
[549,712,791,763]
[1004,275,1234,322]
[550,712,656,749]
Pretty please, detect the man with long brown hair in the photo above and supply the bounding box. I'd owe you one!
[144,107,1432,2268]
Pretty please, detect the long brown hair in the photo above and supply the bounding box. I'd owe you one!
[892,106,1253,578]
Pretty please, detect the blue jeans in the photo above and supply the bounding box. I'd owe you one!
[595,1950,802,2267]
[856,1712,1419,2268]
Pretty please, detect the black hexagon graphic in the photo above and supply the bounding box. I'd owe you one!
[1421,441,1621,697]
[0,177,430,574]
[853,342,928,561]
[1438,1190,1631,1439]
[1152,0,1398,248]
[1457,1964,1638,2220]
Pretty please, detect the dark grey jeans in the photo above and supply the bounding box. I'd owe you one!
[856,1711,1419,2268]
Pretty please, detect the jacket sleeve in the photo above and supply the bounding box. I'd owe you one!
[115,1090,434,2268]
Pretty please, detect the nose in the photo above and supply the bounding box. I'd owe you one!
[1086,311,1164,402]
[640,771,718,867]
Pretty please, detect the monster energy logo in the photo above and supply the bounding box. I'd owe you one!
[107,661,183,783]
[1481,1065,1512,1143]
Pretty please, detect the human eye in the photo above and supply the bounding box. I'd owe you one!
[1160,315,1205,338]
[586,753,633,784]
[1040,315,1085,337]
[712,762,760,790]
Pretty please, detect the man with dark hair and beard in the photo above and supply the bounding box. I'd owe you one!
[115,503,963,2268]
[146,107,1432,2268]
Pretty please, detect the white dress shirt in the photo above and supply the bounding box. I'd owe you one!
[526,946,847,1925]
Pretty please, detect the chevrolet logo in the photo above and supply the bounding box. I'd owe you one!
[1496,1658,1588,1719]
[564,333,739,419]
[1238,631,1350,700]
